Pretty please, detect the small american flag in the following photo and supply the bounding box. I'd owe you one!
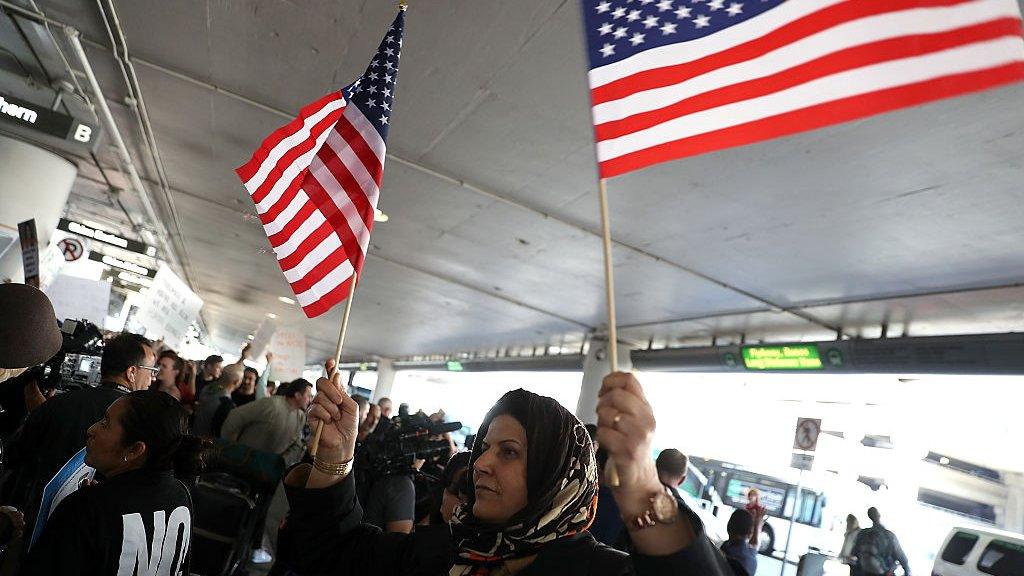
[237,9,405,318]
[582,0,1024,178]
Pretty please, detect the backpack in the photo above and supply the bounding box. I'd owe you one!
[857,527,895,575]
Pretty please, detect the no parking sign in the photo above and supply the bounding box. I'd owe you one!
[56,237,84,262]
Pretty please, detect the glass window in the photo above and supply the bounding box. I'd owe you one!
[681,470,703,499]
[724,478,787,515]
[941,531,979,565]
[978,540,1024,576]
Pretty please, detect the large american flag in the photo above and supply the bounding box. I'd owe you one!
[237,9,405,318]
[582,0,1024,178]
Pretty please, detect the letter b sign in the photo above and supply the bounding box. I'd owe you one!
[73,124,93,143]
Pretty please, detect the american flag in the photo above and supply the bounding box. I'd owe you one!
[236,9,405,318]
[582,0,1024,178]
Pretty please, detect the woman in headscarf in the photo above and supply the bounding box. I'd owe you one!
[282,371,734,575]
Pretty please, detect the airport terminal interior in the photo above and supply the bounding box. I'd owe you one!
[1,1,1023,575]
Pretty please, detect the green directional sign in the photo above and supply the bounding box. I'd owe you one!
[446,360,464,372]
[742,345,823,370]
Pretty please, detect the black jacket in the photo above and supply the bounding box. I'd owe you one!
[5,383,126,493]
[24,468,193,575]
[284,472,735,576]
[2,382,127,537]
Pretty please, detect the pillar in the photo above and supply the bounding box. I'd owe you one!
[575,338,633,424]
[372,357,396,403]
[1004,472,1024,533]
[0,135,78,282]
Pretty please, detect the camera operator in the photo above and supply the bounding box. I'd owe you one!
[3,333,156,549]
[0,284,63,440]
[356,406,460,535]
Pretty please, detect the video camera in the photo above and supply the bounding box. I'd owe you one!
[26,319,104,391]
[360,410,462,480]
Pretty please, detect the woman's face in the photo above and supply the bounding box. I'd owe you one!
[472,414,528,524]
[157,357,179,386]
[85,398,132,474]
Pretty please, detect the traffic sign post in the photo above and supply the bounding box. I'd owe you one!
[781,469,804,576]
[781,417,821,576]
[793,417,821,451]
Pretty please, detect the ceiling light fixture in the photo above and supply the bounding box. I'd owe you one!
[246,334,254,340]
[278,296,296,305]
[266,313,277,319]
[373,208,389,223]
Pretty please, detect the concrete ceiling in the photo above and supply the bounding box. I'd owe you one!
[5,0,1024,362]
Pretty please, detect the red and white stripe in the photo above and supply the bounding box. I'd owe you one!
[589,0,1024,178]
[236,93,386,318]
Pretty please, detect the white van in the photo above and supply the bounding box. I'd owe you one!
[932,526,1024,576]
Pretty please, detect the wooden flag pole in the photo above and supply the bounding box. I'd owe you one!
[309,271,359,459]
[598,179,619,372]
[597,178,621,487]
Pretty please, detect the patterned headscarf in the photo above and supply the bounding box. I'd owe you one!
[449,389,598,576]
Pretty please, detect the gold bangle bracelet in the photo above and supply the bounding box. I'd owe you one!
[313,456,353,476]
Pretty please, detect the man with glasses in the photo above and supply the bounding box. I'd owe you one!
[3,332,155,554]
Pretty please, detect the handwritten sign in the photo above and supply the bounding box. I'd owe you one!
[29,448,94,548]
[250,319,276,360]
[135,265,203,348]
[18,219,39,287]
[45,274,111,325]
[270,328,306,382]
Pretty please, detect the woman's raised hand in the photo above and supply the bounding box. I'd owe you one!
[307,359,359,462]
[597,371,693,554]
[595,373,662,508]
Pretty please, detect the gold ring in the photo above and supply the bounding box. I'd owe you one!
[613,413,622,428]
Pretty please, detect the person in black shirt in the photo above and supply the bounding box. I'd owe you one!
[25,390,209,575]
[195,353,223,396]
[720,509,759,576]
[3,333,156,544]
[282,372,733,576]
[231,366,261,406]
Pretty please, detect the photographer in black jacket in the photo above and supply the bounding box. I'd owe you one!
[3,333,156,542]
[25,390,208,575]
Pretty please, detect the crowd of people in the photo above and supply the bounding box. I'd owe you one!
[0,281,918,576]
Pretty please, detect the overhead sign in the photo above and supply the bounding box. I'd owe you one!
[790,452,814,471]
[58,218,156,257]
[134,265,203,348]
[87,251,156,278]
[17,219,39,287]
[446,360,464,372]
[0,93,99,150]
[270,328,306,382]
[742,345,823,370]
[56,237,84,261]
[793,418,822,452]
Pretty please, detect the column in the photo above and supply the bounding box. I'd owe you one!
[1004,472,1024,533]
[371,357,396,403]
[0,135,78,282]
[575,338,633,424]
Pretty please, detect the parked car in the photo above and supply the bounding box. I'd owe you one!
[932,526,1024,576]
